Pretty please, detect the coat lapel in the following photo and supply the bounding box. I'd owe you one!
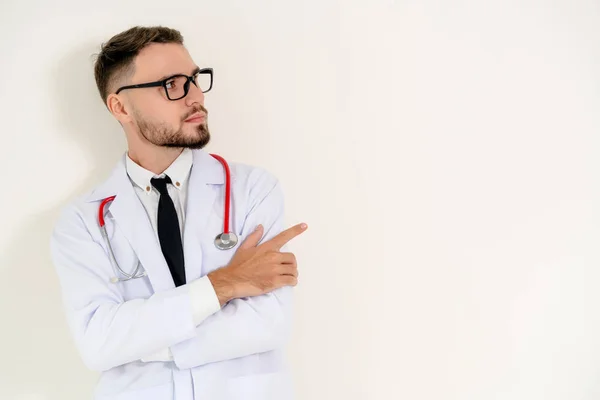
[87,155,175,292]
[183,150,225,281]
[109,183,176,291]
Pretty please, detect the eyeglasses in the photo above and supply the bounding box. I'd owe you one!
[115,67,213,100]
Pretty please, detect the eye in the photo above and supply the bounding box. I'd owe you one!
[165,80,176,89]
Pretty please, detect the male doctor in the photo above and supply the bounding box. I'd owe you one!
[50,25,307,400]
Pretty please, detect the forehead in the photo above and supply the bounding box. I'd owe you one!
[133,43,196,81]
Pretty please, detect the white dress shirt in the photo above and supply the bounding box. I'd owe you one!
[126,148,221,361]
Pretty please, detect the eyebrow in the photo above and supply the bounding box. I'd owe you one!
[158,66,201,81]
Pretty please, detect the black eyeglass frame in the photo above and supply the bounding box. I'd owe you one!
[115,67,213,100]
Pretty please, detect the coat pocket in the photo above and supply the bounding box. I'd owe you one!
[94,380,173,400]
[226,371,292,400]
[192,371,292,400]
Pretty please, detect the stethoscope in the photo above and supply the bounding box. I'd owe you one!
[98,153,238,283]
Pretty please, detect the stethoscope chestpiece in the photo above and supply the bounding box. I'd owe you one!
[214,232,238,250]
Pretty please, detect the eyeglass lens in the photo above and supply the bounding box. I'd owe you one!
[165,73,212,99]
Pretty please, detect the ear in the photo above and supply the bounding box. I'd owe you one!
[106,93,133,124]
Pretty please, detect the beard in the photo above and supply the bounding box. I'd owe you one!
[134,106,211,149]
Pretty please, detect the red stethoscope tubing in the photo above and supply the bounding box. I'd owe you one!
[98,154,231,235]
[98,195,116,228]
[208,153,232,235]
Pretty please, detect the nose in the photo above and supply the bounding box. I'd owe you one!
[185,79,205,107]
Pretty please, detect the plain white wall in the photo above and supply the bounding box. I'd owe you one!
[1,0,600,399]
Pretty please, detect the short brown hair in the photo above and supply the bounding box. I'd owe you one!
[93,26,184,105]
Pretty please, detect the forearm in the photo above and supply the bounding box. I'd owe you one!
[169,286,293,369]
[70,284,197,371]
[140,276,222,363]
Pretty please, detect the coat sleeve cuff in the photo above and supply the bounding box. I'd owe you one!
[189,275,222,326]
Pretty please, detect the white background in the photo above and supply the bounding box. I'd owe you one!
[1,1,600,399]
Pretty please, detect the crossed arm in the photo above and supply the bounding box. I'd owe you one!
[50,178,296,372]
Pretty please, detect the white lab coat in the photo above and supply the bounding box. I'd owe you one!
[50,149,294,400]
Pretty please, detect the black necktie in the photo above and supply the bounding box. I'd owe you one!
[150,175,186,287]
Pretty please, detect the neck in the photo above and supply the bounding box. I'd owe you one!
[127,146,184,175]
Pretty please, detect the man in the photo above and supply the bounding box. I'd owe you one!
[50,25,306,400]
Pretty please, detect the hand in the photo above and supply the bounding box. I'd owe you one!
[208,223,308,306]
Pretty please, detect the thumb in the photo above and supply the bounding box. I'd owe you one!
[239,224,264,250]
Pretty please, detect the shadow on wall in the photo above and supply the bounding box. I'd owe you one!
[0,43,126,399]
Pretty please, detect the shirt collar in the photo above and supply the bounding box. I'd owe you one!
[126,148,193,195]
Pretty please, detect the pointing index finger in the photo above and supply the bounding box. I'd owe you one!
[262,223,308,251]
